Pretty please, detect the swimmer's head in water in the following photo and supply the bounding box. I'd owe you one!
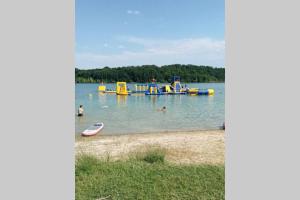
[163,106,166,109]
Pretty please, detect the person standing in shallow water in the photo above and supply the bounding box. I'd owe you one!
[78,105,84,116]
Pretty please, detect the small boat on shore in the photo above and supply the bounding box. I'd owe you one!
[81,122,104,137]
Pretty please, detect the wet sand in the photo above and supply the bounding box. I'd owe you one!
[75,130,225,165]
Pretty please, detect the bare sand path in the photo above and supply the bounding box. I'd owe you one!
[75,130,224,165]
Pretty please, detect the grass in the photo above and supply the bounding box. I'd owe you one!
[133,147,166,164]
[76,149,224,200]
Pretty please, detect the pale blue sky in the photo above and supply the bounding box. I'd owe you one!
[76,0,224,68]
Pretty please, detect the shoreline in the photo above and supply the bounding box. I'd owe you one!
[75,128,223,139]
[76,129,225,165]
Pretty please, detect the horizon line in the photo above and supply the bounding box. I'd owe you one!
[75,64,225,70]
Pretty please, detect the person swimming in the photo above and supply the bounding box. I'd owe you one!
[77,105,84,116]
[157,106,167,112]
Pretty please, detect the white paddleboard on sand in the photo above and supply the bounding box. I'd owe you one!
[81,122,104,137]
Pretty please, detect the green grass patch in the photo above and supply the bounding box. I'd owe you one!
[134,147,166,164]
[76,150,224,200]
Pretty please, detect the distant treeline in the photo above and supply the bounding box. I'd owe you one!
[75,64,225,83]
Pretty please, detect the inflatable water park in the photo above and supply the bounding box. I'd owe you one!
[98,76,215,96]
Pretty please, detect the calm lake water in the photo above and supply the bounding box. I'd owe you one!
[75,83,224,135]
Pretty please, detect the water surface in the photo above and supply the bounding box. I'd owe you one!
[75,83,224,135]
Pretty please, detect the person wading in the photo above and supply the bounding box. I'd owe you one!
[78,105,84,116]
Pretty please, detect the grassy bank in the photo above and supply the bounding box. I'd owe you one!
[76,149,224,200]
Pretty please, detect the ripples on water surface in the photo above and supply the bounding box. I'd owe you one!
[75,83,224,135]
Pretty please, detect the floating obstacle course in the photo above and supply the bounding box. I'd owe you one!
[186,88,214,95]
[98,76,215,96]
[104,89,116,94]
[145,83,163,95]
[170,76,186,94]
[198,89,214,95]
[132,84,148,93]
[187,88,199,95]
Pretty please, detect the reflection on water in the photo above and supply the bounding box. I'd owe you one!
[150,96,157,105]
[75,83,225,135]
[207,95,214,105]
[98,92,106,104]
[116,95,128,106]
[88,93,93,101]
[98,91,105,97]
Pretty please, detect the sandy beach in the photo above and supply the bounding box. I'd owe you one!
[76,130,225,165]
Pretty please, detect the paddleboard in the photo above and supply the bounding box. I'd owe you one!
[81,122,104,137]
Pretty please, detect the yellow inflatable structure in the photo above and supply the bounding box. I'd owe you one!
[116,82,130,95]
[98,85,106,92]
[207,89,214,95]
[187,88,199,95]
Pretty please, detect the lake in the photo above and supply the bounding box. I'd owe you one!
[75,83,224,135]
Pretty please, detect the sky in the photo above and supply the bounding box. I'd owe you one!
[76,0,224,68]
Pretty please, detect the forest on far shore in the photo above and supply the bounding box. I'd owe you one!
[75,64,225,83]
